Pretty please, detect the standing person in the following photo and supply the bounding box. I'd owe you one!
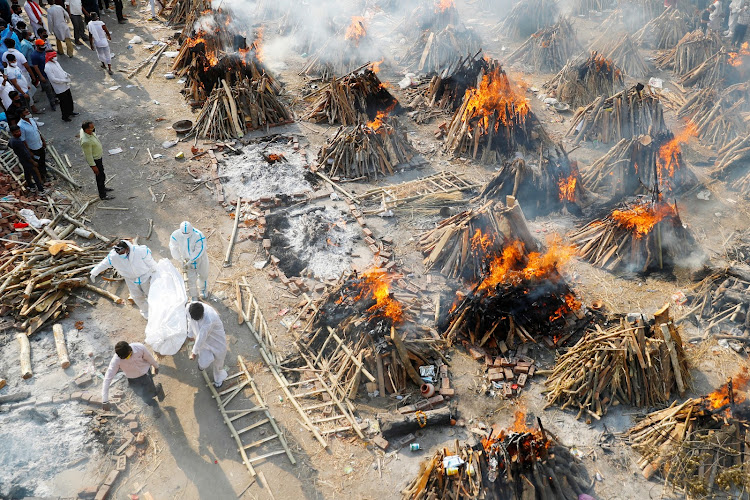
[8,124,44,192]
[727,0,743,35]
[0,0,11,25]
[186,301,228,388]
[4,53,38,113]
[169,221,209,299]
[81,0,97,22]
[23,0,44,40]
[18,30,34,60]
[29,39,58,111]
[18,107,49,182]
[47,0,74,57]
[733,1,750,45]
[91,240,157,318]
[147,0,154,19]
[2,38,37,89]
[10,3,22,27]
[701,5,713,31]
[79,120,114,200]
[4,90,25,124]
[710,0,724,30]
[0,19,19,57]
[36,27,52,50]
[101,341,163,410]
[113,0,124,23]
[65,0,87,44]
[43,51,76,120]
[87,12,111,74]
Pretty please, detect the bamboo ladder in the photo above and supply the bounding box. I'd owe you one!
[356,171,478,210]
[202,355,295,477]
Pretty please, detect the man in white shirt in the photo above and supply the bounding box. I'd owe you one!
[47,0,74,57]
[87,12,111,74]
[65,0,88,45]
[4,53,38,113]
[187,301,228,388]
[101,341,163,410]
[2,39,37,89]
[23,0,45,39]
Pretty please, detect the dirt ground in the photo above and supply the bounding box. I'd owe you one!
[2,0,750,499]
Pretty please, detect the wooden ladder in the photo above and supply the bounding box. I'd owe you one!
[202,355,295,477]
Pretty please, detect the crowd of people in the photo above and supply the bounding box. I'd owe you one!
[694,0,750,46]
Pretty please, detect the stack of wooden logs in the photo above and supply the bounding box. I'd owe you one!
[711,134,750,196]
[315,116,419,180]
[402,25,482,75]
[299,40,366,81]
[418,198,540,281]
[161,0,209,26]
[655,30,721,74]
[570,0,613,15]
[444,59,545,163]
[591,33,649,77]
[634,7,690,49]
[304,66,399,126]
[402,429,592,499]
[568,196,697,272]
[566,85,666,144]
[582,132,697,198]
[684,265,750,341]
[494,0,560,39]
[507,17,580,72]
[543,52,624,109]
[678,48,730,87]
[544,305,689,420]
[190,77,293,140]
[677,82,750,149]
[625,375,750,494]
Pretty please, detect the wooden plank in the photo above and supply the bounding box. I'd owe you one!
[659,324,685,396]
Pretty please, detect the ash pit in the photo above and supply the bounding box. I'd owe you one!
[265,205,359,280]
[218,136,314,203]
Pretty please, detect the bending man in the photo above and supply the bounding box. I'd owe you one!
[169,221,209,299]
[187,301,227,388]
[102,340,162,410]
[91,240,157,319]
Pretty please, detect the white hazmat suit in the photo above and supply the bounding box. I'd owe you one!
[187,301,228,387]
[169,221,209,299]
[91,241,157,319]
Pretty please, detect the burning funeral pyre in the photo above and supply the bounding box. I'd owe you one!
[677,82,750,150]
[678,44,750,88]
[404,0,461,33]
[402,419,593,500]
[544,305,689,420]
[304,65,400,126]
[402,25,482,75]
[582,127,698,199]
[507,17,580,73]
[633,7,690,49]
[289,269,442,397]
[494,0,560,39]
[655,30,721,75]
[543,52,624,109]
[566,85,666,145]
[315,115,423,181]
[444,59,548,163]
[712,133,750,198]
[300,16,380,80]
[568,195,700,272]
[590,32,649,78]
[625,370,750,497]
[476,145,589,218]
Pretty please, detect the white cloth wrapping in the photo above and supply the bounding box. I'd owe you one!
[187,301,227,385]
[47,5,72,41]
[44,59,71,94]
[145,259,188,355]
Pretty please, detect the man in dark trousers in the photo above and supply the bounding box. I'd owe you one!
[9,124,44,193]
[80,120,114,200]
[101,341,164,410]
[18,107,49,182]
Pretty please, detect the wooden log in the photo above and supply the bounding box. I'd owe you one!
[380,406,453,439]
[17,333,32,379]
[391,326,424,387]
[52,323,70,369]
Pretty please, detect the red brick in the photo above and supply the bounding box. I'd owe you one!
[94,485,110,500]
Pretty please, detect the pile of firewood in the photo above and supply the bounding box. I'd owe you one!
[507,17,580,72]
[402,25,482,75]
[633,7,690,49]
[162,0,208,26]
[0,205,121,338]
[417,199,540,281]
[591,33,649,77]
[655,30,721,74]
[304,66,399,126]
[684,265,750,341]
[582,131,697,198]
[190,78,293,140]
[444,59,546,162]
[712,134,750,196]
[494,0,560,39]
[568,196,698,272]
[570,0,613,15]
[476,145,589,218]
[543,52,624,109]
[625,374,750,495]
[402,429,592,499]
[315,116,420,180]
[299,39,369,81]
[544,305,689,420]
[566,85,666,144]
[678,48,730,87]
[677,83,750,149]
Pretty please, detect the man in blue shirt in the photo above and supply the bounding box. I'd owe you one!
[0,19,19,58]
[18,108,49,182]
[9,124,44,193]
[18,30,34,61]
[29,40,58,110]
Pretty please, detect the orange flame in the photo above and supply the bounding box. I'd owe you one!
[510,410,531,432]
[704,367,749,412]
[435,0,455,12]
[728,42,750,67]
[252,27,264,63]
[610,201,677,239]
[352,268,403,323]
[345,16,367,45]
[367,101,397,131]
[558,175,577,202]
[656,123,696,192]
[462,67,530,132]
[371,58,384,74]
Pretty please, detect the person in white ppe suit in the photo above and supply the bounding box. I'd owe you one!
[169,221,209,299]
[187,301,228,387]
[91,240,157,319]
